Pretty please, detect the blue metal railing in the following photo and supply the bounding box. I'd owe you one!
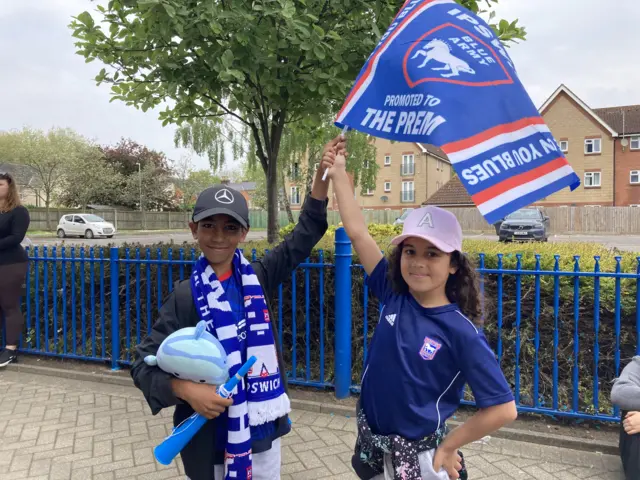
[2,228,640,423]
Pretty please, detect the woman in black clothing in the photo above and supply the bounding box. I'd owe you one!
[0,172,30,367]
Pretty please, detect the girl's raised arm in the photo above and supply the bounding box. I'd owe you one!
[326,152,383,275]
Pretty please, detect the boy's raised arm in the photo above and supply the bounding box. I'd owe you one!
[252,137,344,294]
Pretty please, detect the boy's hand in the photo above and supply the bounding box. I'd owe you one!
[433,446,463,479]
[624,411,640,435]
[311,134,347,200]
[172,379,233,419]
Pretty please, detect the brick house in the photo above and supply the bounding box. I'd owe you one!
[592,105,640,206]
[538,85,618,207]
[422,175,473,208]
[287,138,451,211]
[539,84,640,207]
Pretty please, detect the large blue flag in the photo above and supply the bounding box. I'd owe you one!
[335,0,580,224]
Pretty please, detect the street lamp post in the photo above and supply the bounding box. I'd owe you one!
[136,162,142,212]
[136,162,145,229]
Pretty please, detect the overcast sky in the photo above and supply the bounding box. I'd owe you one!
[1,0,638,171]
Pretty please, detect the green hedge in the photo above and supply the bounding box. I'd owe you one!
[7,237,640,417]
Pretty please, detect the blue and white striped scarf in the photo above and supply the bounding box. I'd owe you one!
[191,251,290,480]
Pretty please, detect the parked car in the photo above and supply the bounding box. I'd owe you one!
[498,208,550,242]
[57,214,116,239]
[394,209,414,225]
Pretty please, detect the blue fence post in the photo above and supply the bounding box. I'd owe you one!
[334,227,352,399]
[110,247,120,371]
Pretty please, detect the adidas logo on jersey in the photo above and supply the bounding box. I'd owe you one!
[386,314,396,326]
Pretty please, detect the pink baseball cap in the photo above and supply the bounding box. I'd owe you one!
[391,206,463,253]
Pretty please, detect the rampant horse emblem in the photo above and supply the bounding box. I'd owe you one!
[402,23,514,88]
[411,39,475,78]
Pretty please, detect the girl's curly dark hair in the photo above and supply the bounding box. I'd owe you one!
[388,244,482,326]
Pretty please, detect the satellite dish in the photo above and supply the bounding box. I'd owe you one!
[380,196,389,202]
[622,138,629,147]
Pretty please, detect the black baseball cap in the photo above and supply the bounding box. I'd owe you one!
[192,185,250,228]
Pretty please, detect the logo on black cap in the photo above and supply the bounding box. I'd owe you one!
[214,189,234,204]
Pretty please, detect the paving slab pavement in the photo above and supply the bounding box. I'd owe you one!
[0,371,625,479]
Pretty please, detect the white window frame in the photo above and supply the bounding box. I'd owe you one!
[384,155,391,166]
[559,140,569,153]
[384,182,391,192]
[401,154,415,176]
[401,181,415,203]
[584,138,602,154]
[631,137,640,150]
[290,186,301,205]
[631,170,640,184]
[363,188,374,196]
[584,171,601,187]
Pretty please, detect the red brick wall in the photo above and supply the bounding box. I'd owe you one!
[614,139,640,206]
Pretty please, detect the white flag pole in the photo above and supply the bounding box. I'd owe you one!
[322,125,349,182]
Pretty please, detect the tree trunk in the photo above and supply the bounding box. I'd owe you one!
[280,169,295,224]
[266,161,279,243]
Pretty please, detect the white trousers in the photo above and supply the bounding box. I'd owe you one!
[370,448,450,480]
[207,438,282,480]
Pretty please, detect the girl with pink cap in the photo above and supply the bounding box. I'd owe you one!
[324,148,517,480]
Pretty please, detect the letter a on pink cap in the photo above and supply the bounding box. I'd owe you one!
[391,206,463,253]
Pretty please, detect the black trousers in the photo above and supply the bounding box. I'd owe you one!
[0,262,27,346]
[620,415,640,480]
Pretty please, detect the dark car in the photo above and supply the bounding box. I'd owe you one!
[498,208,550,242]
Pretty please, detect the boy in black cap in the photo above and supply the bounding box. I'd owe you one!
[131,136,344,480]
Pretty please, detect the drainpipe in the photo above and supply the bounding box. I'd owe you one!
[613,135,617,206]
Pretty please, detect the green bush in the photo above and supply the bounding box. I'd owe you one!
[8,238,639,418]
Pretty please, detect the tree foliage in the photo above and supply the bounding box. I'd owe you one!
[70,0,525,241]
[0,127,99,227]
[102,138,174,210]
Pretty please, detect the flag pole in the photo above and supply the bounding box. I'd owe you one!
[322,125,349,182]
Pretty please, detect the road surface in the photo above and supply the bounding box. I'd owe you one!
[26,231,640,252]
[26,231,267,247]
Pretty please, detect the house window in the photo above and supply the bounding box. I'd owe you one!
[384,182,391,192]
[384,155,391,166]
[584,138,601,154]
[436,181,441,190]
[362,187,374,196]
[291,163,300,180]
[290,186,301,205]
[631,170,640,184]
[401,154,415,176]
[401,181,415,203]
[584,171,601,187]
[559,140,569,153]
[631,137,640,150]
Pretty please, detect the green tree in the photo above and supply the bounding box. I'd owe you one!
[0,127,96,229]
[179,170,222,210]
[56,151,124,209]
[102,139,174,211]
[70,0,525,242]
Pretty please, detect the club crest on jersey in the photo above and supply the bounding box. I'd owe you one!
[419,337,442,361]
[403,24,513,88]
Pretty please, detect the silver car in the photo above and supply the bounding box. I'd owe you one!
[57,214,117,239]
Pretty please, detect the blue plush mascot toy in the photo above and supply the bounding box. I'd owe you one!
[144,320,256,466]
